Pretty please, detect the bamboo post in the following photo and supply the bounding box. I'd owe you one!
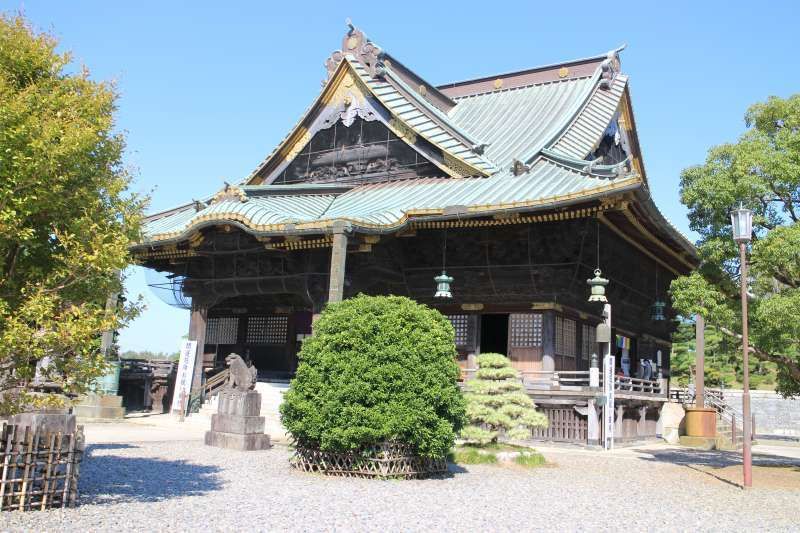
[40,433,57,510]
[61,433,76,508]
[18,427,37,510]
[0,424,13,511]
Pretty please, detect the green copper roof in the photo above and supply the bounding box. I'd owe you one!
[447,73,599,169]
[139,157,638,243]
[351,58,497,175]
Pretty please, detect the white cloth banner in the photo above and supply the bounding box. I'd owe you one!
[171,340,198,412]
[603,353,615,450]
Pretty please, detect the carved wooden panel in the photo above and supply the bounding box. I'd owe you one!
[246,315,288,345]
[508,313,543,372]
[555,316,576,358]
[446,315,470,347]
[205,317,239,345]
[581,323,596,361]
[509,313,542,347]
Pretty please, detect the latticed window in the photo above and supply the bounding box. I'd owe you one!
[446,315,470,346]
[581,324,596,361]
[555,316,577,358]
[509,313,542,347]
[246,315,288,345]
[205,317,239,345]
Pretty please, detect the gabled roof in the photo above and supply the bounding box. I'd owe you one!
[136,24,696,268]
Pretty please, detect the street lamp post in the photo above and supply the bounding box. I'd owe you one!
[731,204,753,488]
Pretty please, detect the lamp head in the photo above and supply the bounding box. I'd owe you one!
[730,204,753,243]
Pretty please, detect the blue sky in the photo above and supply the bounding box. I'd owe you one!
[6,0,798,353]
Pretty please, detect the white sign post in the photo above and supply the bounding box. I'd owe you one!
[171,340,198,414]
[603,353,615,450]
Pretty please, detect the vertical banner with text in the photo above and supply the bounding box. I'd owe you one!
[171,340,198,412]
[603,353,615,450]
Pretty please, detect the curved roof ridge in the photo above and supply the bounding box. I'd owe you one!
[540,148,633,179]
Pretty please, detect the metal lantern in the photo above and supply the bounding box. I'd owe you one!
[730,204,753,243]
[434,271,454,298]
[651,299,666,321]
[586,268,609,303]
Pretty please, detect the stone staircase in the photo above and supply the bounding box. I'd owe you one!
[256,381,289,440]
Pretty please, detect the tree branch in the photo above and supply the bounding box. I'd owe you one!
[718,326,800,383]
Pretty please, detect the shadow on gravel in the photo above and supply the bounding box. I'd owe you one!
[633,448,800,489]
[86,443,138,451]
[80,445,223,504]
[633,448,800,469]
[445,463,469,476]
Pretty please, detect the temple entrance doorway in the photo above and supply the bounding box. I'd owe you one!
[480,314,510,356]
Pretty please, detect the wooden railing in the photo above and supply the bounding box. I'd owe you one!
[521,371,592,389]
[462,368,664,396]
[612,375,663,395]
[203,368,229,398]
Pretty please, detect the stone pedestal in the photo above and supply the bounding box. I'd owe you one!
[73,394,125,420]
[10,409,77,434]
[204,390,271,451]
[657,402,685,444]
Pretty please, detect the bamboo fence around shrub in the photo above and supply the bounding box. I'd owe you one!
[291,441,447,479]
[0,423,84,511]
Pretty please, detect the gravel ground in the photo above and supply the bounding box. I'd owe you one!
[3,439,799,532]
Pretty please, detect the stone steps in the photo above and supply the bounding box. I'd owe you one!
[73,394,125,420]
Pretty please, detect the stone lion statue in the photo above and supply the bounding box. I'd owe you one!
[225,353,257,391]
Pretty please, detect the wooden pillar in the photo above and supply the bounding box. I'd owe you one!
[541,310,556,372]
[188,303,208,394]
[695,313,705,408]
[327,222,349,304]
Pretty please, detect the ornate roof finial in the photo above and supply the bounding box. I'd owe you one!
[599,44,625,90]
[211,183,248,204]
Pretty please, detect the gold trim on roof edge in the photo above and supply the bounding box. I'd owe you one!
[139,177,641,245]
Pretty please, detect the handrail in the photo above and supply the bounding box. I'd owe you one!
[203,368,229,397]
[670,387,752,446]
[612,375,662,394]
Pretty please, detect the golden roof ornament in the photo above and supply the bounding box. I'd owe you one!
[211,182,248,204]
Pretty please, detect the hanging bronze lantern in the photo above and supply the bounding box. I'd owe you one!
[434,271,454,299]
[651,299,666,321]
[587,268,609,303]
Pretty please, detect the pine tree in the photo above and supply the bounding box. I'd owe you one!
[461,353,547,445]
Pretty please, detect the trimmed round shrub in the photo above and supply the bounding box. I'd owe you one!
[280,295,466,459]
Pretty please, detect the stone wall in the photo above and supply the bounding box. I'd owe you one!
[722,389,800,437]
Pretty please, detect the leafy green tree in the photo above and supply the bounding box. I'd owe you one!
[671,94,800,397]
[0,15,144,414]
[461,353,547,445]
[671,320,777,390]
[280,295,466,459]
